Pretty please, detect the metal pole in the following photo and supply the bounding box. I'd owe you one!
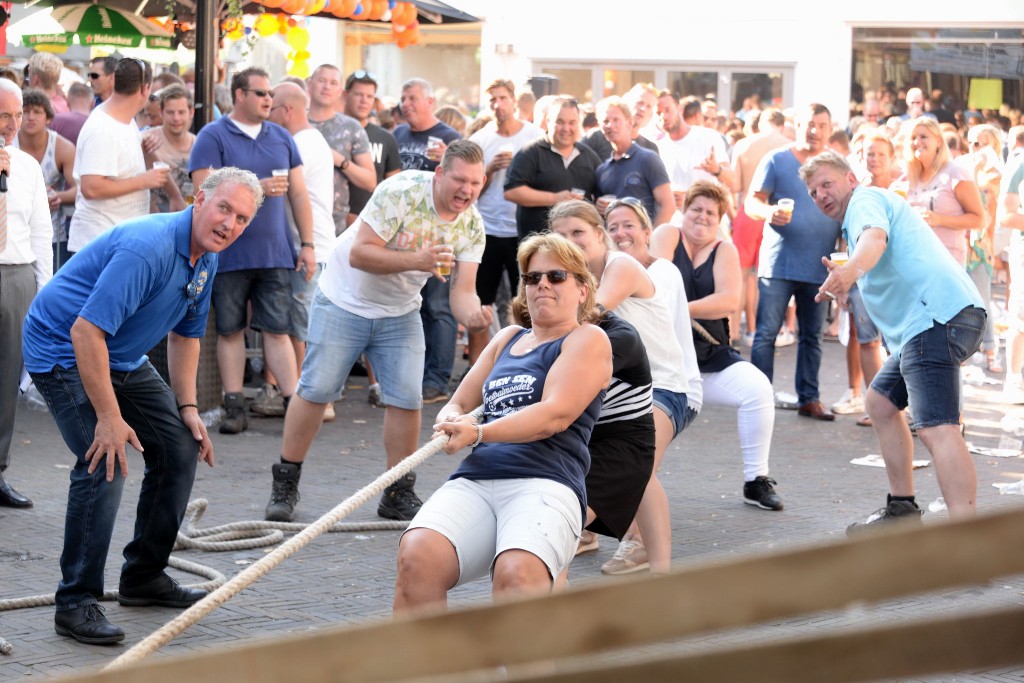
[192,0,217,132]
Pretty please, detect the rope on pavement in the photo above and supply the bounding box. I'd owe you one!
[104,422,465,671]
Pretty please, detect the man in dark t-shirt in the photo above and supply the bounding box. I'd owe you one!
[342,70,402,223]
[505,97,601,239]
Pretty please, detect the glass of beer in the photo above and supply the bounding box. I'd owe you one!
[436,239,453,277]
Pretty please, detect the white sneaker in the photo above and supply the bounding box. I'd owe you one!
[741,331,755,347]
[600,538,649,575]
[776,329,796,347]
[774,391,799,410]
[831,389,865,415]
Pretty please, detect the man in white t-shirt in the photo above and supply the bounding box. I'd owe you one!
[656,93,735,203]
[263,140,493,523]
[254,83,338,424]
[467,79,543,365]
[69,59,172,252]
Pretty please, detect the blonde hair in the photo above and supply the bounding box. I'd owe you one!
[511,233,598,327]
[547,199,613,250]
[904,116,951,186]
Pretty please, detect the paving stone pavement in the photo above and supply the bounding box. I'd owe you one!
[2,341,1023,681]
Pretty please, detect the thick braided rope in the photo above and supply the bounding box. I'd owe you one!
[174,499,407,552]
[105,429,455,671]
[0,556,226,613]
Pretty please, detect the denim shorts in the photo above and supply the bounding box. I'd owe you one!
[652,388,697,438]
[870,306,985,429]
[212,268,292,335]
[297,290,425,409]
[289,263,325,342]
[406,477,581,586]
[847,286,880,344]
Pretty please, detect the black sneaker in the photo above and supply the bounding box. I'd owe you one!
[846,496,923,536]
[265,463,301,522]
[378,472,423,521]
[219,392,248,434]
[743,476,784,511]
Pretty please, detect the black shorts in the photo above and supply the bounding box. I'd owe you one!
[585,416,656,540]
[475,235,520,305]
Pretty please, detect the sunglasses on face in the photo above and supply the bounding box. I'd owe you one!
[184,281,200,321]
[88,72,102,80]
[245,88,274,98]
[521,270,570,286]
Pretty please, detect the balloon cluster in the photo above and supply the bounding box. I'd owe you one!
[224,0,420,50]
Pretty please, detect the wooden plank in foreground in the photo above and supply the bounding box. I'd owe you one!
[60,506,1024,683]
[400,605,1024,683]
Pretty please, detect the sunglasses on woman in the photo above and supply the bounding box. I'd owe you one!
[521,270,571,286]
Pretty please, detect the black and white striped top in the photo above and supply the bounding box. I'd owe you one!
[596,313,653,425]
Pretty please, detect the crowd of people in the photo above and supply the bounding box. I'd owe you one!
[0,51,1018,640]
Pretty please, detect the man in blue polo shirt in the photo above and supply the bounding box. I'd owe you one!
[23,168,264,645]
[594,96,674,227]
[189,67,316,434]
[802,152,985,534]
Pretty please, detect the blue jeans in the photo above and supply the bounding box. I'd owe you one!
[298,291,425,410]
[750,277,828,405]
[420,276,457,392]
[31,362,200,611]
[871,306,986,429]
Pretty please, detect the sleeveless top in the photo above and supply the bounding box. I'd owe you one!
[14,130,66,241]
[671,238,743,373]
[451,328,604,516]
[595,312,653,425]
[606,250,690,394]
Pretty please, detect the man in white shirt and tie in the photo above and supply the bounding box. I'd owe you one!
[0,78,53,507]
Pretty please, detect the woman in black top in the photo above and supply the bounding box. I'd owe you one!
[651,181,783,511]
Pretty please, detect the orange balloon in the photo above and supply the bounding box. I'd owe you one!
[370,0,388,20]
[395,2,414,25]
[260,0,286,7]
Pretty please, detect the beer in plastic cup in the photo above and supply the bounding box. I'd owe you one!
[153,161,170,171]
[436,239,453,277]
[830,251,849,267]
[777,198,795,216]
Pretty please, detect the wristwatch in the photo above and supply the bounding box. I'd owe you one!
[339,158,350,171]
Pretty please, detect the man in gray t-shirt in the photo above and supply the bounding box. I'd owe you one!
[307,64,375,235]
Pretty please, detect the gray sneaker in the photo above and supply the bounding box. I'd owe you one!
[251,383,285,417]
[421,386,449,404]
[846,496,922,536]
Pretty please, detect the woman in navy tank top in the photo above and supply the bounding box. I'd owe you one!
[394,233,612,613]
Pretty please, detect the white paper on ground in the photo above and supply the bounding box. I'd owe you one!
[851,454,931,469]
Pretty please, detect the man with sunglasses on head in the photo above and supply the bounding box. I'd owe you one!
[69,58,174,255]
[23,167,264,645]
[189,67,317,436]
[342,69,402,224]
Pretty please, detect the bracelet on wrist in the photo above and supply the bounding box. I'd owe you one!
[301,242,314,249]
[470,423,484,448]
[177,403,198,412]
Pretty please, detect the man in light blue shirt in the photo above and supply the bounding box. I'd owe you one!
[801,151,985,535]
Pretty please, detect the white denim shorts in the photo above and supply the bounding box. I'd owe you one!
[406,477,582,586]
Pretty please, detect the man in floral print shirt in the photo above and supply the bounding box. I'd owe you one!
[263,140,493,524]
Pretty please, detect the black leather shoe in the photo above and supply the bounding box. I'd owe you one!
[0,471,32,508]
[117,573,207,608]
[54,604,125,644]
